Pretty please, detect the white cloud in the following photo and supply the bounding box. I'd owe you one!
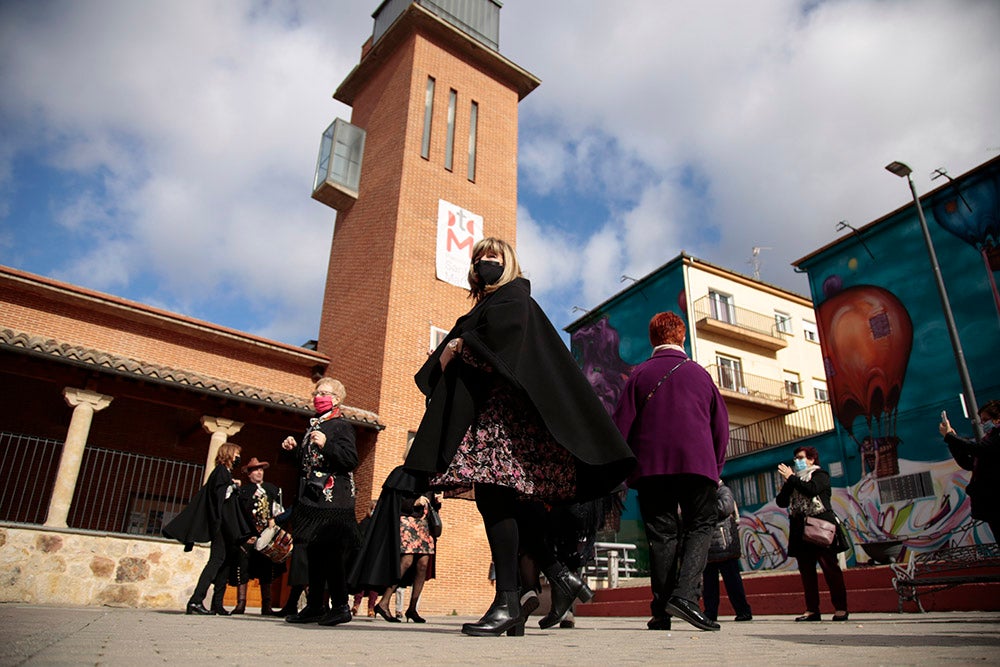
[1,0,998,344]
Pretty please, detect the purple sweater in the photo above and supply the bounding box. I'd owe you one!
[612,348,729,484]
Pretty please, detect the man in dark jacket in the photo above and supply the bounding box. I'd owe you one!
[940,399,1000,540]
[613,311,729,632]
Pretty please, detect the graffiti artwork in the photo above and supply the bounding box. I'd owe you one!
[817,282,913,479]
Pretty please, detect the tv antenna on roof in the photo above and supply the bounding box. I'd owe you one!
[749,246,772,281]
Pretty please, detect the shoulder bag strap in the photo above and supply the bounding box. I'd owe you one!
[639,358,690,410]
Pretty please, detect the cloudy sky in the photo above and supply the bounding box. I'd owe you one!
[2,0,998,347]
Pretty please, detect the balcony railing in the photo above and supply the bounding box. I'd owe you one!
[692,297,788,350]
[727,401,836,458]
[705,365,792,408]
[0,431,204,535]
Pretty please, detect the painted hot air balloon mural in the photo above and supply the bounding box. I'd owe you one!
[817,281,914,478]
[931,171,1000,319]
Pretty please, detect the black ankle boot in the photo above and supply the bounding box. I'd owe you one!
[461,591,525,637]
[539,566,593,629]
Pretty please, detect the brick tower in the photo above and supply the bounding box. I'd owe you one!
[312,1,539,614]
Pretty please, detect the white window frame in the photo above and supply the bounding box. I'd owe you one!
[430,325,448,352]
[709,290,736,325]
[717,354,744,392]
[774,310,792,334]
[813,378,829,402]
[803,320,819,343]
[784,370,802,396]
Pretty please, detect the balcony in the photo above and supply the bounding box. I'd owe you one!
[727,401,835,459]
[705,365,795,414]
[692,297,788,351]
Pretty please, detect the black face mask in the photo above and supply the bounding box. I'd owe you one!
[474,259,504,286]
[232,455,242,468]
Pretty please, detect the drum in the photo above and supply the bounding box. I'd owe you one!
[255,525,293,563]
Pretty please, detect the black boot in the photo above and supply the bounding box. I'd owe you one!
[260,591,276,616]
[231,583,247,615]
[210,582,230,616]
[461,590,525,637]
[538,566,593,629]
[275,586,304,617]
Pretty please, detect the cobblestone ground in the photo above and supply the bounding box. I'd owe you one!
[1,605,998,666]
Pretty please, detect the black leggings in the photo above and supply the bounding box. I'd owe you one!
[474,483,555,591]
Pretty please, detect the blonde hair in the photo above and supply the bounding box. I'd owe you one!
[314,377,346,405]
[216,442,242,469]
[467,237,522,303]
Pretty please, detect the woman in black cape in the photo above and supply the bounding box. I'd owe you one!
[404,237,635,637]
[349,466,440,623]
[164,441,252,615]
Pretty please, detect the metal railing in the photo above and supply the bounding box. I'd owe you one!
[0,430,204,535]
[692,296,784,338]
[705,365,790,404]
[0,433,63,524]
[728,401,836,458]
[583,542,640,587]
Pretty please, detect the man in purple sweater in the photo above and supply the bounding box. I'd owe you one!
[613,311,729,631]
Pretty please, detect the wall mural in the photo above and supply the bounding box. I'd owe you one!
[783,158,1000,566]
[739,458,991,571]
[818,282,913,478]
[565,179,1000,572]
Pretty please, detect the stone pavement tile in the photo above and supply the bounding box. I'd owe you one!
[1,606,998,666]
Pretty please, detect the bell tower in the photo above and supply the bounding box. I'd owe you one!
[311,1,539,613]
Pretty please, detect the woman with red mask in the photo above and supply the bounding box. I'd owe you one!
[280,377,359,627]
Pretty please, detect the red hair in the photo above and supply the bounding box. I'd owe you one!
[649,312,686,347]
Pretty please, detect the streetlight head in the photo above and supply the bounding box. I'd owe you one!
[885,161,912,178]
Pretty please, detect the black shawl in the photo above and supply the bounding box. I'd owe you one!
[163,464,252,551]
[405,277,635,502]
[348,466,435,592]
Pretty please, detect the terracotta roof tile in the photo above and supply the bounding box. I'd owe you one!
[0,327,383,430]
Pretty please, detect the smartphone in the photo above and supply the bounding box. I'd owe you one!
[941,410,948,421]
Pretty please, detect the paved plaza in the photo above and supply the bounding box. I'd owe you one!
[1,604,998,666]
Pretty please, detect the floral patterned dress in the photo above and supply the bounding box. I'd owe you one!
[399,508,436,555]
[431,348,576,501]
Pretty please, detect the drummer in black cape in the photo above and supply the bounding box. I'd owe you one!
[280,377,359,626]
[230,456,284,615]
[403,237,636,637]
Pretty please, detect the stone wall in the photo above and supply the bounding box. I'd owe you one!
[0,524,208,608]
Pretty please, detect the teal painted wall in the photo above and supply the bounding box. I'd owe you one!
[739,159,1000,570]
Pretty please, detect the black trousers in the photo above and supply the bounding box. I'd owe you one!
[796,542,848,613]
[191,531,230,606]
[306,541,348,610]
[637,474,717,614]
[702,558,752,620]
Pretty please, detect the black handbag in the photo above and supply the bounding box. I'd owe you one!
[427,504,443,538]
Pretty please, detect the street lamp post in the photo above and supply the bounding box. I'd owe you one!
[885,161,984,441]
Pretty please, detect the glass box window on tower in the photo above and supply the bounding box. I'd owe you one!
[312,118,366,211]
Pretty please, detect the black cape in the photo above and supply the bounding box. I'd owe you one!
[405,277,635,501]
[163,464,253,551]
[348,466,435,592]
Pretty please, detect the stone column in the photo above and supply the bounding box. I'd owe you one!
[200,416,243,483]
[45,388,114,528]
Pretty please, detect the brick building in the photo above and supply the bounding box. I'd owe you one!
[0,0,539,616]
[311,0,539,615]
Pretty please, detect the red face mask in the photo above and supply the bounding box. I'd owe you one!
[313,395,335,413]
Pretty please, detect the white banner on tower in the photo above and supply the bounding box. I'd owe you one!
[436,199,483,289]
